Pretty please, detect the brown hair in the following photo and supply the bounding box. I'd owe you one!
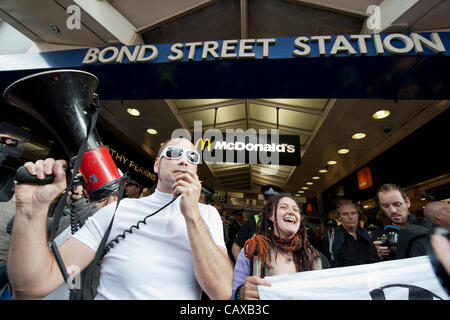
[376,183,408,201]
[256,193,318,275]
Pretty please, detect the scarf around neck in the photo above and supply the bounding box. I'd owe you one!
[270,231,303,252]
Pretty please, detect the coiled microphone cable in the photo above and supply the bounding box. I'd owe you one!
[102,195,178,258]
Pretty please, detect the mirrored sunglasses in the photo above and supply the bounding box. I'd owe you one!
[160,146,200,164]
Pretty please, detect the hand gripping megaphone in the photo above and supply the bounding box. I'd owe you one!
[3,69,126,284]
[3,69,122,202]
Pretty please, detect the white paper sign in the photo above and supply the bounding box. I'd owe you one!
[258,256,448,300]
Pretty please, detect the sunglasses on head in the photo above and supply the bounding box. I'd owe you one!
[159,146,201,164]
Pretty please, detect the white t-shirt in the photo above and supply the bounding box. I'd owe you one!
[73,190,225,300]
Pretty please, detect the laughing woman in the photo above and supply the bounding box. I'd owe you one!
[231,193,330,300]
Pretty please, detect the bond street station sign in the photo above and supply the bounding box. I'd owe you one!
[0,32,449,100]
[81,33,446,64]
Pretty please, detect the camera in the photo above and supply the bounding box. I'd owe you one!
[377,225,400,256]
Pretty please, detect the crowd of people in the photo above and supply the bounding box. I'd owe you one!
[0,136,449,300]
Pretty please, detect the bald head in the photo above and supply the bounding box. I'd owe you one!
[424,201,450,229]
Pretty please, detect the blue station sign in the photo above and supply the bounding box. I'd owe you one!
[0,32,449,100]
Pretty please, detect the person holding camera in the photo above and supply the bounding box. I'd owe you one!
[7,137,232,300]
[373,183,432,260]
[323,199,379,268]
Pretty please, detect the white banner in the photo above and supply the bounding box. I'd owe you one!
[258,256,449,300]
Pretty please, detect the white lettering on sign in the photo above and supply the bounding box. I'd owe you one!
[83,45,158,64]
[292,33,445,57]
[168,43,184,61]
[383,34,414,55]
[330,35,357,56]
[411,33,445,54]
[293,36,311,57]
[350,35,372,55]
[82,33,446,65]
[202,41,220,60]
[213,141,295,153]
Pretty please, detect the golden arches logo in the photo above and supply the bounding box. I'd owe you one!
[195,138,211,152]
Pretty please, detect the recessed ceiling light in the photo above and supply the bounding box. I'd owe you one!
[337,148,350,154]
[299,190,305,193]
[127,108,140,116]
[312,176,320,180]
[306,182,313,185]
[318,169,328,173]
[372,110,390,119]
[147,128,158,135]
[327,160,337,165]
[352,133,366,140]
[302,186,309,190]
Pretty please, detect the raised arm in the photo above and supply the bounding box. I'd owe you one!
[7,158,95,299]
[172,167,233,300]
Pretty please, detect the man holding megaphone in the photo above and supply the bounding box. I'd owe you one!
[7,137,232,300]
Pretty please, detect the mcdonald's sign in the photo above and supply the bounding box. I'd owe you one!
[192,131,301,166]
[195,138,211,152]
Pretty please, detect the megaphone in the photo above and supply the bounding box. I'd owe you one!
[3,69,122,202]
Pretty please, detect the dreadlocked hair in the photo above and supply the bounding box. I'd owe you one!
[254,192,319,277]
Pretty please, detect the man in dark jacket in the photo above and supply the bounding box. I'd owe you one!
[323,199,378,267]
[373,183,432,260]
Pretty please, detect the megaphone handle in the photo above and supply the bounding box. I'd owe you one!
[15,166,68,185]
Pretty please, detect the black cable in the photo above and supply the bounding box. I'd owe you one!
[70,208,81,234]
[102,196,178,258]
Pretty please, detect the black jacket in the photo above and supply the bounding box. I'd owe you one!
[323,225,378,267]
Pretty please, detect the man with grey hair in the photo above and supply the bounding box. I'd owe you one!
[323,199,378,267]
[424,201,450,229]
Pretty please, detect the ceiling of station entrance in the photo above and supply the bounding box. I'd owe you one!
[173,98,327,147]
